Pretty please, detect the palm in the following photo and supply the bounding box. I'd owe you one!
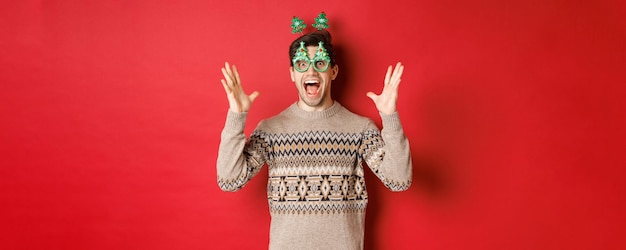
[366,62,404,115]
[220,62,259,112]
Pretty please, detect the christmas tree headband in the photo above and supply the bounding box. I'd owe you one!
[290,12,331,73]
[290,12,329,34]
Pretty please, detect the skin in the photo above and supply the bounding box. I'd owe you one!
[220,47,404,115]
[289,46,338,112]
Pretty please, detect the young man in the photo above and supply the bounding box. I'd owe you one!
[217,30,412,249]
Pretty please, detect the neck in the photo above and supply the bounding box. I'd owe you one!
[297,98,334,112]
[290,101,341,119]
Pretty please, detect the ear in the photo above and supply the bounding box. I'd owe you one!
[330,65,339,80]
[290,66,295,82]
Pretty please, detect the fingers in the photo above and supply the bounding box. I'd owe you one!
[389,62,404,86]
[394,62,404,78]
[366,91,378,101]
[249,91,260,102]
[221,62,238,87]
[221,67,234,87]
[220,79,232,93]
[233,64,241,85]
[384,62,404,86]
[384,65,392,86]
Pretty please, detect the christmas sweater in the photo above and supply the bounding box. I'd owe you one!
[217,102,412,250]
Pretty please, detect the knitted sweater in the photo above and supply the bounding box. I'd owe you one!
[217,102,412,250]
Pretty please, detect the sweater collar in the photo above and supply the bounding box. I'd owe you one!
[288,101,342,119]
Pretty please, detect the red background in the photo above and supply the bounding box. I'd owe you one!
[2,0,625,249]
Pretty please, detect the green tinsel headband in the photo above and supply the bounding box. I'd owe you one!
[291,12,329,34]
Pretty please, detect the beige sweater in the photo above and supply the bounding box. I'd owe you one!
[217,102,412,250]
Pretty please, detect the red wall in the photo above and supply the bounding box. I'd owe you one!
[2,0,625,249]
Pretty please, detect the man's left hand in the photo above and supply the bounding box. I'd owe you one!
[366,62,404,115]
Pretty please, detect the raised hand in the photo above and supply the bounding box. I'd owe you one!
[220,62,260,113]
[366,62,404,115]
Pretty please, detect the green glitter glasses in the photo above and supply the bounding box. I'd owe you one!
[292,41,331,73]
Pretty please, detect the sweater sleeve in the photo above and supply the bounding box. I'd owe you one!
[360,112,412,191]
[216,110,270,192]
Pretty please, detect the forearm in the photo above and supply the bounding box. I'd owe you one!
[377,112,413,191]
[216,110,255,192]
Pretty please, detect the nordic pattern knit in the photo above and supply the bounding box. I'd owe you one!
[217,102,412,250]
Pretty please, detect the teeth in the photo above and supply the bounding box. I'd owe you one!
[304,80,319,85]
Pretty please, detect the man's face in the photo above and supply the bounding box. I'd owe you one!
[290,45,338,111]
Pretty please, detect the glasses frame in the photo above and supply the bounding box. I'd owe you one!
[291,41,332,73]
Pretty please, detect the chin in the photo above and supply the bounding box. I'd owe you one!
[303,99,321,107]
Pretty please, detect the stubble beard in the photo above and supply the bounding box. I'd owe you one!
[299,92,324,108]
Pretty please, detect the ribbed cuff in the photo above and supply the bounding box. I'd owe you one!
[380,111,402,131]
[224,110,248,132]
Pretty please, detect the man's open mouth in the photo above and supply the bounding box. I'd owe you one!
[304,80,320,96]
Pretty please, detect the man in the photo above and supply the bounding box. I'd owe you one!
[217,30,412,249]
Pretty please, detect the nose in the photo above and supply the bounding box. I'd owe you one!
[305,63,318,74]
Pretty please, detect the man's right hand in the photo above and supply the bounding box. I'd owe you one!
[220,62,259,113]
